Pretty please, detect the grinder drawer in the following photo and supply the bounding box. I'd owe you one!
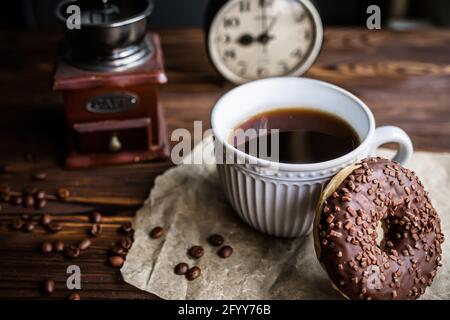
[72,118,152,154]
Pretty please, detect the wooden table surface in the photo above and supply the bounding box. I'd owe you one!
[0,28,449,299]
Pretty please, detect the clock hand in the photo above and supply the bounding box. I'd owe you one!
[257,16,278,45]
[236,33,255,46]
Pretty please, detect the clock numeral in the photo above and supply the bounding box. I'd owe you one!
[304,29,312,40]
[224,17,240,28]
[217,34,231,44]
[240,0,251,12]
[257,67,268,77]
[259,0,274,8]
[223,50,236,60]
[291,48,303,58]
[237,61,247,75]
[296,12,307,23]
[279,61,290,73]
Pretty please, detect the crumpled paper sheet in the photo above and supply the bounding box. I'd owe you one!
[122,136,450,300]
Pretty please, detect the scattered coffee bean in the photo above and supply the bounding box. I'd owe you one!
[41,241,53,254]
[110,245,126,257]
[47,222,63,233]
[109,255,124,268]
[57,187,70,200]
[10,218,23,231]
[77,238,92,251]
[21,214,31,220]
[35,198,47,210]
[188,246,204,259]
[10,195,23,206]
[32,172,47,181]
[35,190,46,200]
[207,234,224,247]
[174,263,189,275]
[120,237,133,250]
[90,223,102,237]
[67,292,81,300]
[54,240,65,253]
[43,278,55,295]
[40,214,52,226]
[185,266,201,281]
[120,221,133,234]
[65,245,81,259]
[22,222,35,233]
[23,195,35,208]
[90,211,102,224]
[149,226,164,239]
[217,245,233,259]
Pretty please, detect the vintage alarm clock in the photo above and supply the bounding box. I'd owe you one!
[53,0,169,168]
[205,0,323,84]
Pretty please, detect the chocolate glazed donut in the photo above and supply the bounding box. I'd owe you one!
[314,157,444,300]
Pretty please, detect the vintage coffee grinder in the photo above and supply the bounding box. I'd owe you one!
[53,0,169,168]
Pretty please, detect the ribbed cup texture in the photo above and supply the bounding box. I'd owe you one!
[217,164,327,238]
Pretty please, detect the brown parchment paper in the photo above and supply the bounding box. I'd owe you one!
[121,136,450,300]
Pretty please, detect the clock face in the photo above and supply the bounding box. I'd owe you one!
[208,0,323,84]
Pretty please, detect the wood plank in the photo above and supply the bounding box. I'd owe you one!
[0,27,449,299]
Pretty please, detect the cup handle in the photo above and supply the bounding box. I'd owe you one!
[367,126,413,165]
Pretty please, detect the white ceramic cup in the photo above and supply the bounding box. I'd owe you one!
[211,77,413,238]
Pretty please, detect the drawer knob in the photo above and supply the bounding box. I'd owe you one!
[109,134,122,152]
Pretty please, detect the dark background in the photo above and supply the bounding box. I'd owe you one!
[1,0,449,29]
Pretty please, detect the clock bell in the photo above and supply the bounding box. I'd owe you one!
[53,0,169,168]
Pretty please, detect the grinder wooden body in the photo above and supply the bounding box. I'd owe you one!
[53,33,169,168]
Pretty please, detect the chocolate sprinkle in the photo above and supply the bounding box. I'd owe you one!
[316,157,444,300]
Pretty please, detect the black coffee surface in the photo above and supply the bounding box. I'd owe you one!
[232,108,359,164]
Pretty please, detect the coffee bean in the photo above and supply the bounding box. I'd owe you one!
[10,195,23,206]
[41,241,53,254]
[119,221,133,234]
[110,245,126,257]
[90,223,102,237]
[65,245,81,259]
[35,190,46,200]
[57,187,70,200]
[174,263,189,275]
[109,255,124,268]
[188,246,204,259]
[217,245,233,259]
[47,222,63,233]
[207,234,224,246]
[43,279,55,295]
[22,222,35,233]
[90,211,102,224]
[23,195,35,208]
[78,238,91,251]
[40,214,52,226]
[35,198,47,210]
[21,214,31,220]
[185,266,201,281]
[67,292,81,300]
[149,226,164,239]
[32,172,47,181]
[54,240,65,253]
[10,218,23,231]
[120,237,133,250]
